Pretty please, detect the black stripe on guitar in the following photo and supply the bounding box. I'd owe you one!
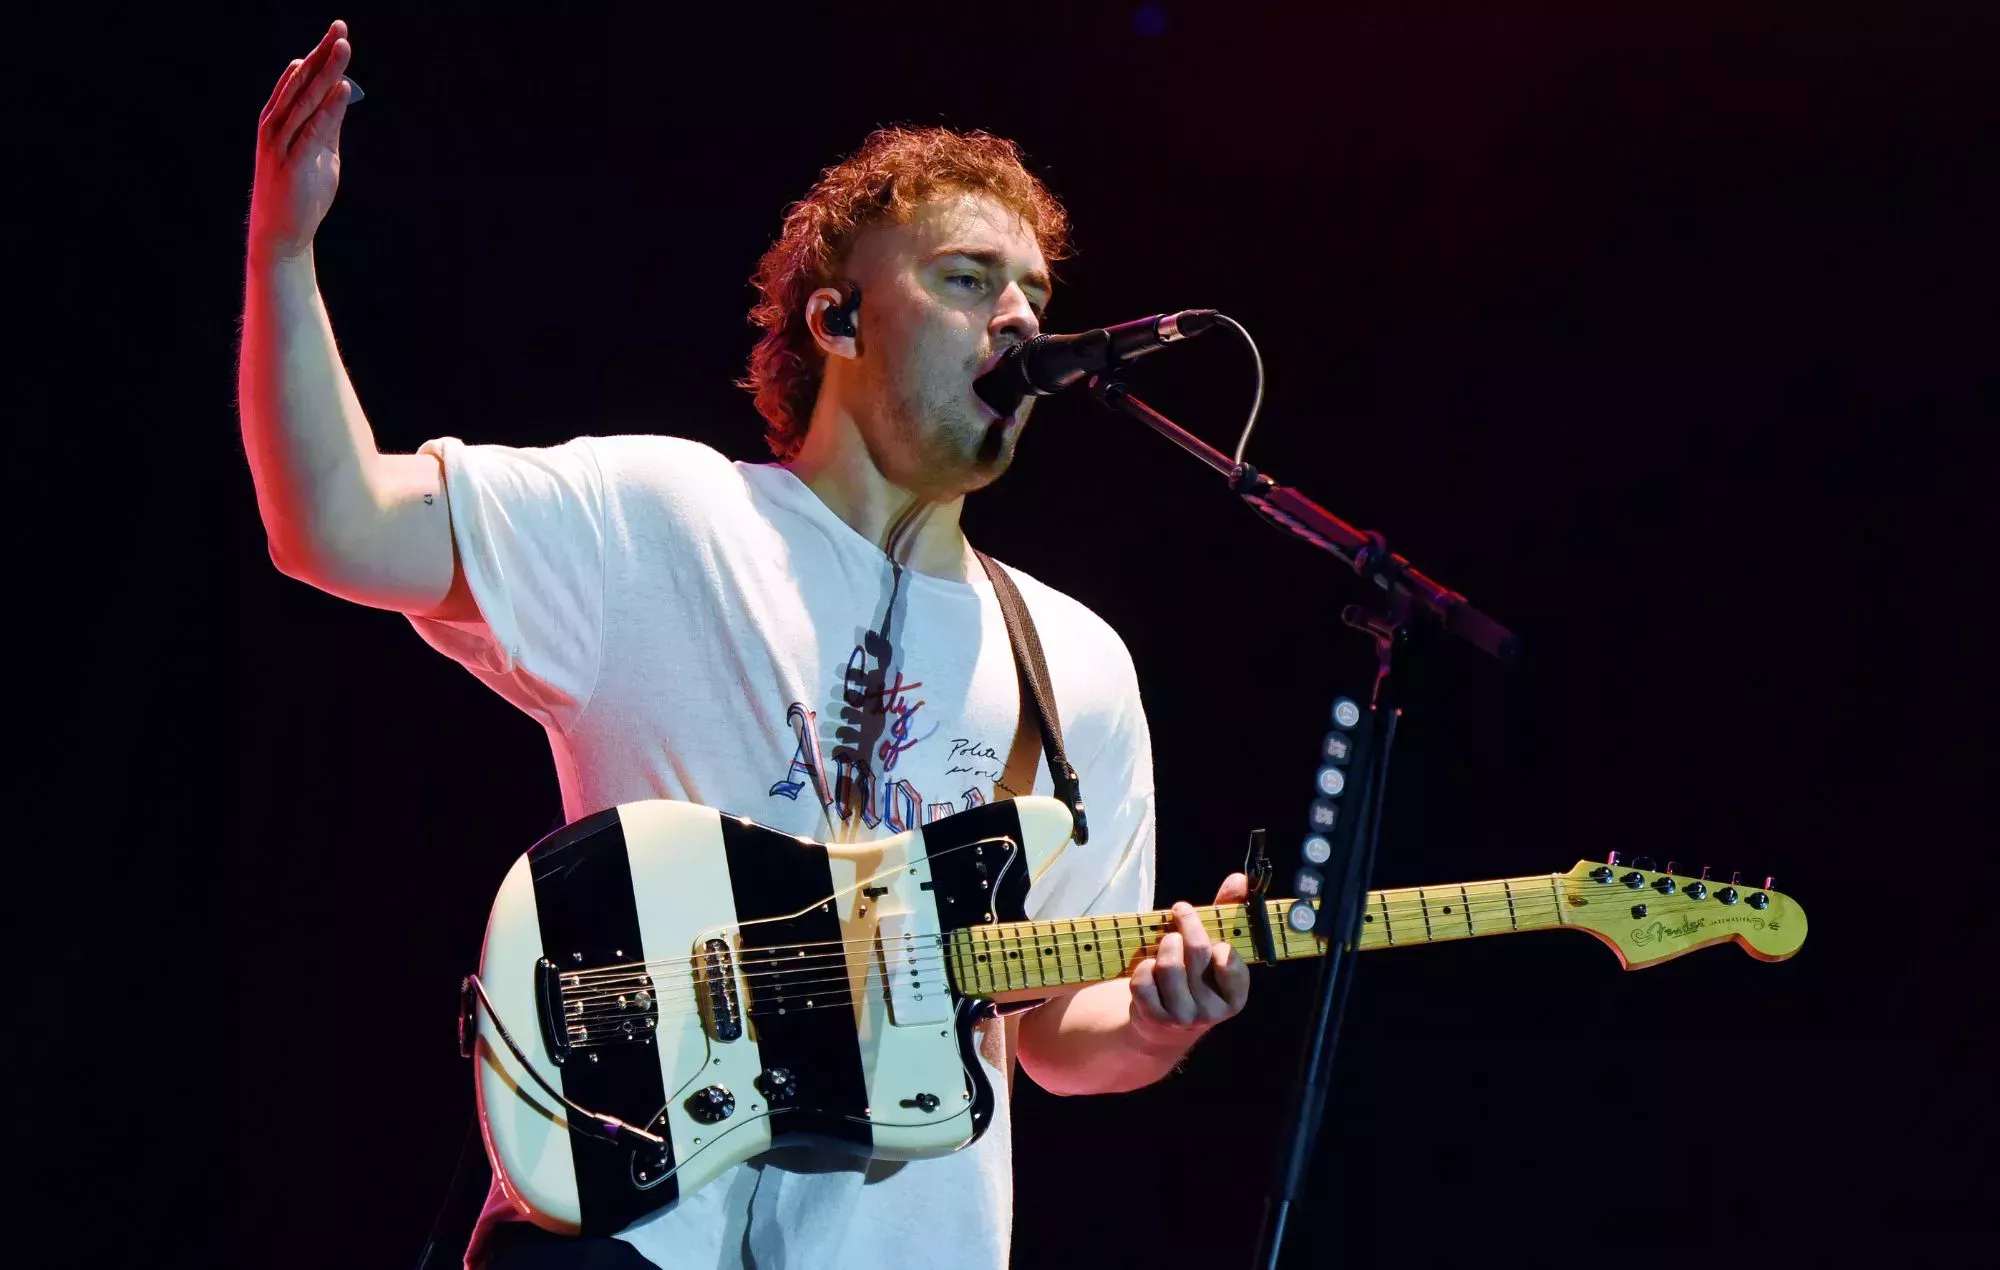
[919,797,1034,1141]
[720,815,873,1151]
[527,809,675,1233]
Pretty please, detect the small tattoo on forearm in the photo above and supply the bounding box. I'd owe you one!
[423,494,434,505]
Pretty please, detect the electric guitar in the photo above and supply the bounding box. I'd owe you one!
[463,796,1806,1235]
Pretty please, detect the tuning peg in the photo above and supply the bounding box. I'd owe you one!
[1764,876,1775,891]
[1633,856,1657,872]
[1664,861,1678,875]
[1698,865,1711,881]
[1729,871,1742,886]
[1607,851,1620,867]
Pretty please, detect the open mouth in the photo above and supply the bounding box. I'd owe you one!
[972,349,1025,423]
[972,389,1020,425]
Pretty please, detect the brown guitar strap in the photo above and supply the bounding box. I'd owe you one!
[974,550,1088,845]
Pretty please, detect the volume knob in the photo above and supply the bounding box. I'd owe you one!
[685,1084,735,1124]
[755,1067,798,1106]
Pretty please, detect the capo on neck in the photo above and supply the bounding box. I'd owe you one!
[1241,829,1278,964]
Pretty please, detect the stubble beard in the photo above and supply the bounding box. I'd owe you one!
[880,359,1018,499]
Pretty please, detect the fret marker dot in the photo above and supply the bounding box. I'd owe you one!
[1442,906,1452,913]
[1363,914,1374,923]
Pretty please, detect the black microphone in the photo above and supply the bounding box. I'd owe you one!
[974,309,1221,418]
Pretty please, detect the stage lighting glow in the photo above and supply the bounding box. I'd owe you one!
[1316,765,1346,797]
[1331,698,1362,729]
[1302,833,1332,864]
[1322,732,1352,764]
[1294,866,1324,898]
[1308,799,1339,832]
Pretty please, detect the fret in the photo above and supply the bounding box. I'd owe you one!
[949,872,1586,1001]
[1461,880,1504,937]
[947,932,968,995]
[999,925,1016,991]
[1054,918,1081,989]
[969,928,991,993]
[1287,900,1317,960]
[961,929,982,995]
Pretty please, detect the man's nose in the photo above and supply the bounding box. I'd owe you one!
[990,284,1041,343]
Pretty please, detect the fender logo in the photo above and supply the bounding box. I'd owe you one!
[1632,917,1705,944]
[1631,912,1769,944]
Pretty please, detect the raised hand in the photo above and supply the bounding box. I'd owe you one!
[249,20,354,266]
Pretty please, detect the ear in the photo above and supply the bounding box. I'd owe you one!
[806,286,860,360]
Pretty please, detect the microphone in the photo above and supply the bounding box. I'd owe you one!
[974,309,1222,418]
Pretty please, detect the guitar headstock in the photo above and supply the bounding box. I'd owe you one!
[1558,857,1807,969]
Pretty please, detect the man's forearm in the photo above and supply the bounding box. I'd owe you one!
[1015,979,1201,1097]
[238,249,383,573]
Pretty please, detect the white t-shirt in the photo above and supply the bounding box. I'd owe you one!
[408,435,1156,1269]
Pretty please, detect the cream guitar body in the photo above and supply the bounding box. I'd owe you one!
[464,796,1807,1236]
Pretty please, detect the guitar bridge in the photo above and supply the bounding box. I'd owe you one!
[699,937,743,1042]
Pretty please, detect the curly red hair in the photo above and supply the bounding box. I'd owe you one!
[740,126,1072,459]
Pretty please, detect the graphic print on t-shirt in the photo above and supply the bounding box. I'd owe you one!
[766,554,1010,837]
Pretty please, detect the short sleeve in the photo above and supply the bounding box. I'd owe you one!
[1024,657,1157,923]
[405,435,606,732]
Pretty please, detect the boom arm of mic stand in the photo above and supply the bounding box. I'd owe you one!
[1087,376,1520,663]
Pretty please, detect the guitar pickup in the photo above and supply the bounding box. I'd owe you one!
[699,937,743,1042]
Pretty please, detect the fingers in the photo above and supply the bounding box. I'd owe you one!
[296,77,354,157]
[1209,939,1251,1014]
[1130,956,1167,1024]
[261,59,304,124]
[1144,902,1246,1027]
[263,21,342,130]
[262,21,349,150]
[1147,931,1194,1025]
[1212,870,1250,905]
[277,36,353,155]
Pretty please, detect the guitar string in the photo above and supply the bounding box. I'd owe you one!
[556,884,1699,988]
[555,891,1742,1009]
[555,893,1581,1005]
[561,919,1543,1025]
[558,894,1755,1020]
[561,911,1766,1037]
[555,888,1750,1003]
[562,887,1782,1042]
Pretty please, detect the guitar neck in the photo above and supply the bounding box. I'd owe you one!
[947,874,1575,1000]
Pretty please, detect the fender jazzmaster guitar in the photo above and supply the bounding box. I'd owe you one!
[463,796,1805,1236]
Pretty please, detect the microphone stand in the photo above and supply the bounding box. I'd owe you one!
[1084,376,1518,1270]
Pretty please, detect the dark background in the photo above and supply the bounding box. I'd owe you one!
[24,2,1993,1266]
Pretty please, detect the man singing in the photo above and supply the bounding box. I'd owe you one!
[241,20,1251,1269]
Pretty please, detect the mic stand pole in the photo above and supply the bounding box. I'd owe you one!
[1084,376,1517,1270]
